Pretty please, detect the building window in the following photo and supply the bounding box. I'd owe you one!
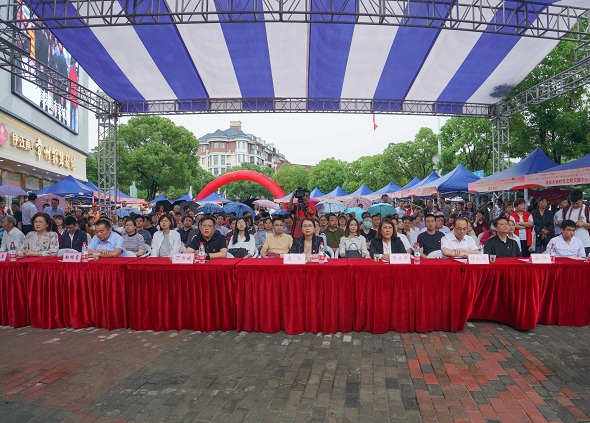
[201,157,206,165]
[250,156,255,164]
[201,145,207,152]
[213,168,219,176]
[220,156,225,165]
[220,142,225,149]
[213,155,219,165]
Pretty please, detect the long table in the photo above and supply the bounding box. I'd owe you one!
[126,258,240,332]
[0,257,588,333]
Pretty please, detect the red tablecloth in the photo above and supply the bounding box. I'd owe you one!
[125,258,240,332]
[555,259,590,326]
[462,258,564,330]
[27,257,138,329]
[350,258,467,333]
[0,258,45,327]
[236,259,353,334]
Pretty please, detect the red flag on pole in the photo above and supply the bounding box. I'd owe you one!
[373,114,378,131]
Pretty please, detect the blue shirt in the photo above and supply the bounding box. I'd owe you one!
[88,230,125,252]
[43,207,65,218]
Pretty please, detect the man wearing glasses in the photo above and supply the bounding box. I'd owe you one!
[186,216,227,259]
[441,216,479,258]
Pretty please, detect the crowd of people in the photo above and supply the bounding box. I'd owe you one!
[1,188,589,260]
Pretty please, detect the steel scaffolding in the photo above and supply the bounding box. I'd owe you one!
[96,99,119,214]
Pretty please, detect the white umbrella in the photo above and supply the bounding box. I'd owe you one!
[316,200,346,214]
[253,199,279,210]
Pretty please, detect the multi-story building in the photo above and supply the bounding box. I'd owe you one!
[197,121,288,176]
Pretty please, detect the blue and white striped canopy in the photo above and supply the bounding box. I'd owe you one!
[23,0,583,114]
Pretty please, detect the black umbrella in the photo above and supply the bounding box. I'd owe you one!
[177,200,200,214]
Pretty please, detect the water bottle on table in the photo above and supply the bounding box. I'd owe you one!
[198,242,206,264]
[413,243,420,264]
[318,242,325,264]
[9,242,16,262]
[81,242,88,262]
[549,244,556,263]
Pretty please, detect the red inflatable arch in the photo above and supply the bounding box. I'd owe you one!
[195,170,286,200]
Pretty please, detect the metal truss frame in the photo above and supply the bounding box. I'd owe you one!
[96,99,119,214]
[1,0,589,42]
[491,115,511,175]
[119,98,492,117]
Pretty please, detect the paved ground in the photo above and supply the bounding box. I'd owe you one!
[1,322,589,423]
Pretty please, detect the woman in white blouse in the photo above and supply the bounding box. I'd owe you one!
[17,212,59,257]
[150,214,184,257]
[338,219,369,258]
[227,218,258,258]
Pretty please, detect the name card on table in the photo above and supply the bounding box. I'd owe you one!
[530,254,552,264]
[172,253,195,264]
[283,254,306,265]
[389,254,411,264]
[467,254,489,265]
[62,252,82,262]
[0,252,7,262]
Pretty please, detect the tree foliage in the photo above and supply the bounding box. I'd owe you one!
[307,158,349,193]
[508,41,590,164]
[115,116,202,200]
[272,164,310,194]
[438,117,493,175]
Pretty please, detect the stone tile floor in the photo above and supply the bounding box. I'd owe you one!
[1,322,589,422]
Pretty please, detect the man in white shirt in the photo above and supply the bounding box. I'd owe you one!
[560,190,590,256]
[546,219,586,258]
[441,217,479,258]
[21,193,38,235]
[419,214,450,234]
[0,215,25,251]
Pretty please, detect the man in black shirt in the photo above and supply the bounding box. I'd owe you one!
[484,217,521,258]
[186,216,227,259]
[177,215,194,245]
[417,214,445,257]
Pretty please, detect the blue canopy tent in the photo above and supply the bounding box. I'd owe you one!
[412,165,481,197]
[171,194,193,203]
[395,173,439,198]
[320,186,348,199]
[346,184,374,197]
[150,194,170,204]
[83,180,100,192]
[399,177,421,191]
[309,187,325,198]
[369,181,402,201]
[35,176,95,201]
[524,152,590,187]
[469,148,558,193]
[197,192,232,204]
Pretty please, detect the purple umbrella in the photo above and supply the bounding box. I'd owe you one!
[0,185,27,196]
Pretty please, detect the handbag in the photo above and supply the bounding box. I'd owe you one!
[345,241,363,258]
[227,247,248,258]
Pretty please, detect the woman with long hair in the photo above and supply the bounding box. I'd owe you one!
[227,217,258,257]
[338,219,369,258]
[369,218,408,260]
[150,214,185,257]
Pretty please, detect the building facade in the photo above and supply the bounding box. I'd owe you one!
[197,121,288,176]
[0,19,89,191]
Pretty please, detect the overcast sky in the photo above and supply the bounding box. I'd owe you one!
[89,113,448,166]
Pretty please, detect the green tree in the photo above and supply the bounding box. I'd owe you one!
[381,127,438,184]
[273,164,310,193]
[438,117,493,175]
[343,155,390,192]
[115,116,202,201]
[221,163,274,200]
[508,40,590,164]
[307,158,349,193]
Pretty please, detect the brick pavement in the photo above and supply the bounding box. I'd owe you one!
[1,322,589,422]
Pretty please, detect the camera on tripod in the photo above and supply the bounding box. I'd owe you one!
[294,187,310,208]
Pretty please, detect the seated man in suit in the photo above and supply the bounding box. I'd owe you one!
[59,215,91,252]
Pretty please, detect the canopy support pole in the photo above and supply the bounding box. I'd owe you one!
[96,99,119,215]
